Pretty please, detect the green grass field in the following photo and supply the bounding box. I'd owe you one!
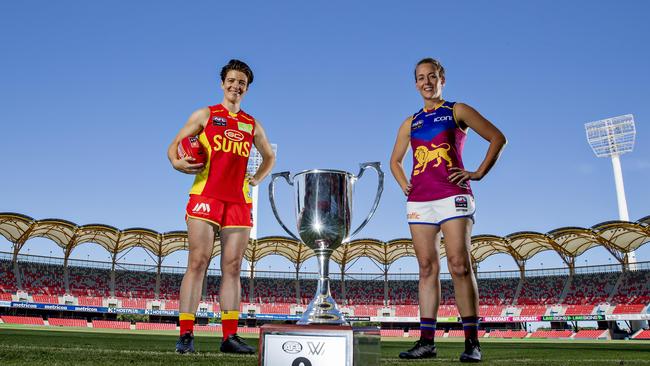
[0,324,649,365]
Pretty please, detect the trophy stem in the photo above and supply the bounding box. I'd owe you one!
[316,250,331,297]
[297,249,347,325]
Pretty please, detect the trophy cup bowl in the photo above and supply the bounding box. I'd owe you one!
[269,162,383,325]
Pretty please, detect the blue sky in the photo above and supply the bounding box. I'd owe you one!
[1,1,649,275]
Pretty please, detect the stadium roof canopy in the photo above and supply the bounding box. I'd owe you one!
[0,212,648,273]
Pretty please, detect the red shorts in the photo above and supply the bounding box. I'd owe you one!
[185,195,253,229]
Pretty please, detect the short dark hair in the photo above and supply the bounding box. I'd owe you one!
[220,59,254,85]
[414,58,445,81]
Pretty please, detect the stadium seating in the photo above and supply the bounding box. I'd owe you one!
[612,304,646,314]
[380,329,403,337]
[135,322,176,331]
[573,329,608,339]
[610,270,650,305]
[68,266,110,297]
[563,304,595,315]
[518,305,547,316]
[77,296,103,306]
[118,297,147,309]
[237,326,259,334]
[19,262,65,295]
[438,305,460,317]
[32,294,59,304]
[394,305,418,317]
[195,325,222,333]
[48,318,87,327]
[92,320,130,329]
[530,330,572,338]
[0,259,18,293]
[114,270,156,299]
[478,278,519,305]
[408,329,445,338]
[164,299,179,310]
[563,272,619,305]
[447,330,487,338]
[0,293,12,301]
[1,315,45,325]
[633,330,650,339]
[352,305,383,316]
[479,305,505,317]
[517,275,567,305]
[259,303,292,314]
[488,330,528,338]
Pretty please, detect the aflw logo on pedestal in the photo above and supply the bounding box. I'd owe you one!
[192,203,211,213]
[308,342,325,355]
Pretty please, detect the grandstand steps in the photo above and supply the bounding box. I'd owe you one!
[512,278,524,305]
[557,276,572,304]
[607,273,625,304]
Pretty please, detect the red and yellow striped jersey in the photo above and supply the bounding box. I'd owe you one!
[189,104,256,204]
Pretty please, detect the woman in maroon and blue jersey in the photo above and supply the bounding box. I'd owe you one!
[390,58,506,362]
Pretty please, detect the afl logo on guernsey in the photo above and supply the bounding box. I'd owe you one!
[225,129,244,142]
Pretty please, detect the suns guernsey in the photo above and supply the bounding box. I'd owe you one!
[408,100,472,202]
[189,104,255,204]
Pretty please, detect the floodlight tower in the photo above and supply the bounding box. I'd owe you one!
[247,143,278,240]
[585,114,636,263]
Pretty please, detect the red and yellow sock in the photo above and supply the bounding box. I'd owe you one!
[179,312,195,336]
[221,310,239,340]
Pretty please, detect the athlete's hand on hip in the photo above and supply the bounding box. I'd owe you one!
[448,167,482,186]
[248,175,260,186]
[172,156,204,174]
[401,183,412,196]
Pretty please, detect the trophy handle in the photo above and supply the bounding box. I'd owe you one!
[268,171,300,241]
[348,161,384,240]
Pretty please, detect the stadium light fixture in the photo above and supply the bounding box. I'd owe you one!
[585,114,636,262]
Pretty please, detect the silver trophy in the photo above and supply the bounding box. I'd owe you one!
[269,162,383,325]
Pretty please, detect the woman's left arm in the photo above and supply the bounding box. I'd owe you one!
[448,102,507,186]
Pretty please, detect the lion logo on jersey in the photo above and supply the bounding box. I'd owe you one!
[413,143,453,175]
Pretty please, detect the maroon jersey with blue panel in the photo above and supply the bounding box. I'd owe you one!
[408,100,472,202]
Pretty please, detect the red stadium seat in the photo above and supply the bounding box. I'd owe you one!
[1,315,45,325]
[92,320,130,329]
[48,318,87,327]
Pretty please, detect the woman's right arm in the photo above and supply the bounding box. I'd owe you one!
[167,108,210,174]
[389,117,413,196]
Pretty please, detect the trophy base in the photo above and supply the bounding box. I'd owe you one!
[297,294,347,325]
[258,324,380,366]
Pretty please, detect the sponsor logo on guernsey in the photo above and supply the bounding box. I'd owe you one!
[237,122,253,134]
[212,134,251,157]
[412,119,424,130]
[434,115,453,123]
[224,129,244,142]
[455,196,468,210]
[212,116,227,126]
[407,212,421,220]
[192,202,211,213]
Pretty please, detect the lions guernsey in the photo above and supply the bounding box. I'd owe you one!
[408,100,472,202]
[190,104,255,204]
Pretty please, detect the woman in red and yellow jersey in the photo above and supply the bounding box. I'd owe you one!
[167,59,275,354]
